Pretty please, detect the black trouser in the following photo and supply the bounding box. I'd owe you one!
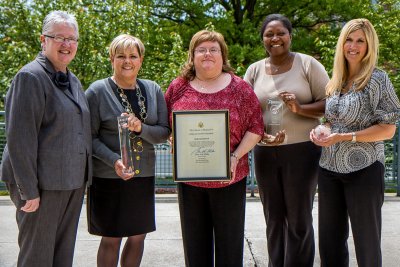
[178,178,247,267]
[254,141,321,267]
[318,161,385,267]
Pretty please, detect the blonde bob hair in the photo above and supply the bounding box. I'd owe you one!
[326,18,379,96]
[109,34,145,59]
[180,30,234,81]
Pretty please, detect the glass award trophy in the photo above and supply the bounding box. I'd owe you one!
[265,97,283,136]
[117,115,135,175]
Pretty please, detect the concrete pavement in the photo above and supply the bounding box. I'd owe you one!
[1,194,400,266]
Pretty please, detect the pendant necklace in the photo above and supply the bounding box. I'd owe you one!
[267,53,292,74]
[195,73,223,91]
[268,61,280,73]
[341,79,355,94]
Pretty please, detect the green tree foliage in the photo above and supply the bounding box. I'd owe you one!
[150,0,400,93]
[315,0,400,76]
[1,0,399,109]
[151,0,367,70]
[0,0,187,105]
[364,0,400,92]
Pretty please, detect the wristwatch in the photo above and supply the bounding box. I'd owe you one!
[351,132,357,143]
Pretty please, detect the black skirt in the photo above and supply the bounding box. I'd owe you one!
[87,176,156,237]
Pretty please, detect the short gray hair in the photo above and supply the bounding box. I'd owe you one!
[42,11,79,38]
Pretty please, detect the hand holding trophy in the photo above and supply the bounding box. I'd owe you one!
[117,115,135,177]
[261,97,286,145]
[314,124,331,140]
[314,117,331,141]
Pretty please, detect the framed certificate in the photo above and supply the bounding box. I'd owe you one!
[172,110,230,182]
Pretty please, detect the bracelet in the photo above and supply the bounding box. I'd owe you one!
[351,132,357,143]
[230,152,239,161]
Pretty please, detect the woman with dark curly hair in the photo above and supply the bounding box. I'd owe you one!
[244,14,329,266]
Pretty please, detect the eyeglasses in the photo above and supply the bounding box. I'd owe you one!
[44,35,78,44]
[194,48,221,55]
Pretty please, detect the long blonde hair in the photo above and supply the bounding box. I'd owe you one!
[326,18,379,96]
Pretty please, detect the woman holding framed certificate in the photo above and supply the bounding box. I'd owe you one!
[244,14,329,266]
[165,30,264,266]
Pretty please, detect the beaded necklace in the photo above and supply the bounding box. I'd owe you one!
[114,80,147,175]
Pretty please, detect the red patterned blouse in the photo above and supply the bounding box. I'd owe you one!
[165,73,264,188]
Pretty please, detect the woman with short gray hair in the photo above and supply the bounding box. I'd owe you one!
[1,10,91,267]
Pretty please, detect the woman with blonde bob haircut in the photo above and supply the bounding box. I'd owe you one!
[109,34,145,59]
[311,19,400,267]
[86,34,170,267]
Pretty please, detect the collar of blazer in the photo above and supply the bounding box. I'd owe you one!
[35,52,83,109]
[36,52,71,91]
[36,52,60,76]
[35,52,79,95]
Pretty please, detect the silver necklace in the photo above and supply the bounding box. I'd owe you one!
[267,60,280,73]
[195,73,223,91]
[266,53,292,74]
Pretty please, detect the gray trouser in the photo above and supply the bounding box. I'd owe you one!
[7,183,85,267]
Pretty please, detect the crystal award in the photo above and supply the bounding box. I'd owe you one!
[117,115,135,174]
[265,97,283,136]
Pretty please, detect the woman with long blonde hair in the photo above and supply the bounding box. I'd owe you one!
[311,19,400,266]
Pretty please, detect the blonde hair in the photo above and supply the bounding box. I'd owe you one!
[109,34,145,59]
[180,30,234,81]
[326,18,379,96]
